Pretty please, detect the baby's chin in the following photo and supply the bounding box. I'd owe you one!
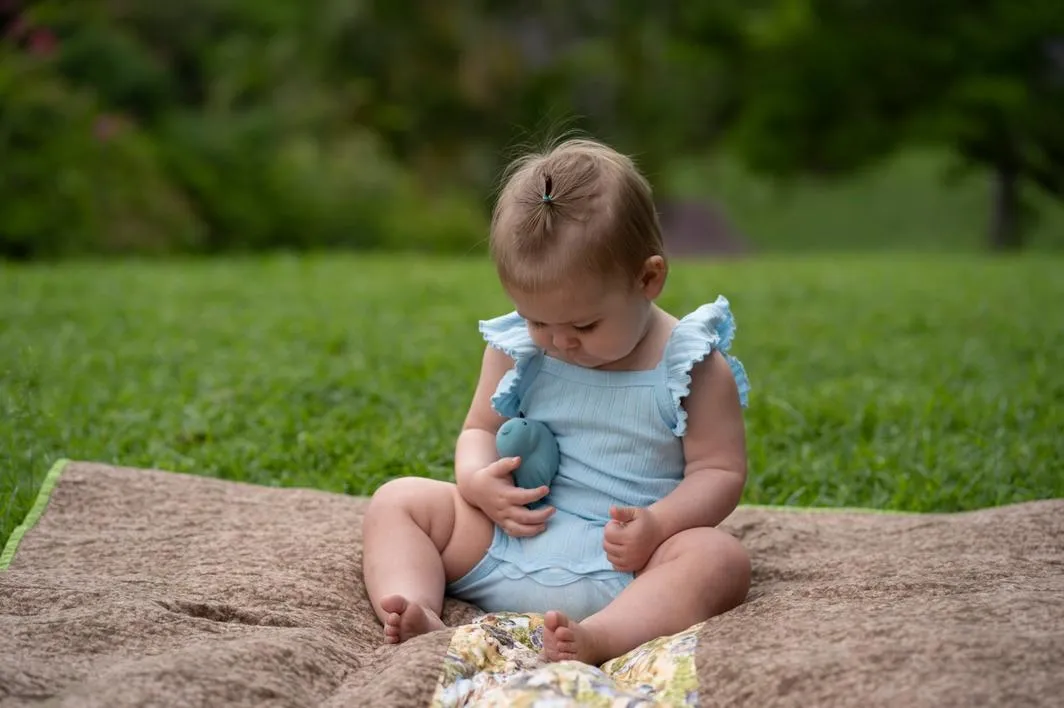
[550,351,600,368]
[549,347,632,369]
[569,353,623,369]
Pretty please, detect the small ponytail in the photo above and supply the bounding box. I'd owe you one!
[542,174,554,204]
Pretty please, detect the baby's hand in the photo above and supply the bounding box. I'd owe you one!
[470,457,554,537]
[603,506,665,573]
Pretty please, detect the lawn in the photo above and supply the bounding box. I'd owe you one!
[2,253,1062,550]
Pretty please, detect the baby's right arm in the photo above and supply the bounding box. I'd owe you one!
[455,346,554,537]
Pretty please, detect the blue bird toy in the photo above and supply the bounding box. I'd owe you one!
[495,417,559,507]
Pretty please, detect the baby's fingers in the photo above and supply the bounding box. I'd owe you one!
[512,503,555,527]
[487,456,522,477]
[506,484,550,506]
[502,518,549,537]
[605,549,628,571]
[603,521,627,545]
[498,503,553,537]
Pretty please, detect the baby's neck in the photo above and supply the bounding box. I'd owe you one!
[597,306,675,372]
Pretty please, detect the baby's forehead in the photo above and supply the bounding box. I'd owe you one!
[512,284,621,325]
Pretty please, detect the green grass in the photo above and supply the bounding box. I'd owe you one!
[2,253,1062,550]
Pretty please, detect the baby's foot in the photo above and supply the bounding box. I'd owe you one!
[380,595,445,644]
[541,610,605,665]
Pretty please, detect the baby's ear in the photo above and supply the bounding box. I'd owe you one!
[640,255,667,298]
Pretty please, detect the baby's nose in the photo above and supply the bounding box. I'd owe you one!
[552,333,578,350]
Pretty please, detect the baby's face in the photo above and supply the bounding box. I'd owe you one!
[510,277,654,369]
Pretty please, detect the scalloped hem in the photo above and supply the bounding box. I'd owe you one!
[664,297,750,436]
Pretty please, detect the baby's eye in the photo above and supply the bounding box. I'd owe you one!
[574,322,599,332]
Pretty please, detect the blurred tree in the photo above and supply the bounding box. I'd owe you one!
[0,46,203,259]
[726,0,1064,250]
[9,0,1058,257]
[461,0,754,185]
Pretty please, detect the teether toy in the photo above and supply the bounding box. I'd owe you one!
[496,417,559,505]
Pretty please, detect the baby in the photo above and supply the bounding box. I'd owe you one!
[362,137,752,666]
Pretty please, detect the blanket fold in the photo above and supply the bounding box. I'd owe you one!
[1,461,1062,707]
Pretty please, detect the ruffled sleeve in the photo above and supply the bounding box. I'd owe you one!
[662,295,751,436]
[478,311,541,418]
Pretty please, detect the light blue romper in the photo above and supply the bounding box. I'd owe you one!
[446,295,750,621]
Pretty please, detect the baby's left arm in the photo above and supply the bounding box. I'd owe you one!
[648,350,748,539]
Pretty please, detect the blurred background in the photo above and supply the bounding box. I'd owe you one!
[2,0,1063,261]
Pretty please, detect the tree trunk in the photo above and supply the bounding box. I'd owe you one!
[990,161,1023,251]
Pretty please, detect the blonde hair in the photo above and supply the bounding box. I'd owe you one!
[489,138,665,292]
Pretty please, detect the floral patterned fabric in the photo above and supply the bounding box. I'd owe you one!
[430,613,701,707]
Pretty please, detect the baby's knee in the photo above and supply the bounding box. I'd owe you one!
[367,477,451,515]
[716,530,751,591]
[676,527,751,587]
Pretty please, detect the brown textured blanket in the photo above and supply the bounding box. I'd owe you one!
[1,461,1062,707]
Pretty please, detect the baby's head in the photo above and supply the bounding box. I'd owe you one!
[490,138,668,368]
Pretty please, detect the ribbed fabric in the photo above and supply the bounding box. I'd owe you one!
[469,296,750,586]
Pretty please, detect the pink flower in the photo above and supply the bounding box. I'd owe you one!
[28,28,56,56]
[94,114,123,142]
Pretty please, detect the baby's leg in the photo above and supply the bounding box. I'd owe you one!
[542,527,750,665]
[362,477,494,643]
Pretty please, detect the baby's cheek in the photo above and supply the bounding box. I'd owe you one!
[592,334,619,355]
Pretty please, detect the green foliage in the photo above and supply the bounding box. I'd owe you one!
[2,0,1062,257]
[3,254,1062,549]
[0,49,204,258]
[1,0,489,259]
[724,0,1064,247]
[51,19,175,121]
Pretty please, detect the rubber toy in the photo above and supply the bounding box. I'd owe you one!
[495,417,559,506]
